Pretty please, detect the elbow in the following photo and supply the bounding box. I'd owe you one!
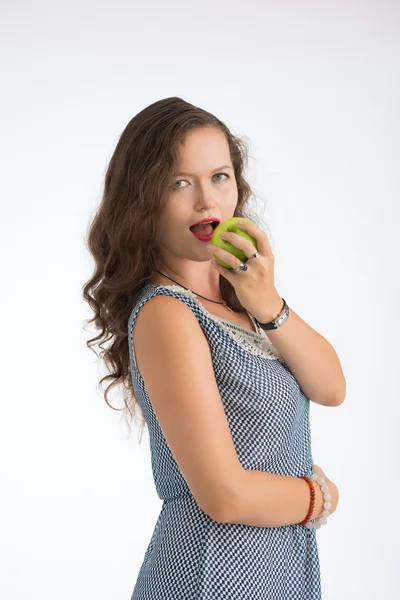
[328,390,346,407]
[333,394,346,406]
[210,506,235,525]
[213,487,246,524]
[326,377,347,407]
[201,482,244,524]
[202,496,236,524]
[332,381,347,406]
[208,508,228,524]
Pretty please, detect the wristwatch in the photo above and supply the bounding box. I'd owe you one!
[255,298,289,330]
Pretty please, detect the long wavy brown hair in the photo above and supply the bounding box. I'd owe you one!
[82,97,271,442]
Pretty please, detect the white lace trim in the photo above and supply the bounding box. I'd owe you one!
[149,284,285,363]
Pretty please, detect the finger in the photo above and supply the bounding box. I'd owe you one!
[238,221,273,259]
[211,259,236,283]
[219,232,256,259]
[209,245,241,269]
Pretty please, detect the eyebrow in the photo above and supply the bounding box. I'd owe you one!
[173,165,233,177]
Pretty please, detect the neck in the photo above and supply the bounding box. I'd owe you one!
[152,270,223,303]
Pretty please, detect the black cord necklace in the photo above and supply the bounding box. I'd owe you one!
[153,269,234,313]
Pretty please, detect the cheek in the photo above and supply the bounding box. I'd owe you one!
[161,207,190,239]
[227,191,238,210]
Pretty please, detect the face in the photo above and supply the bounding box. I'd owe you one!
[151,126,238,296]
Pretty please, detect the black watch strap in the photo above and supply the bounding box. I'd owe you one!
[255,298,289,330]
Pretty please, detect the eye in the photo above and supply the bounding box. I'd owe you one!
[172,179,188,189]
[213,173,230,182]
[172,172,230,190]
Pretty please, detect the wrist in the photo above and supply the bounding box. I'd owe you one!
[255,295,284,324]
[310,481,325,520]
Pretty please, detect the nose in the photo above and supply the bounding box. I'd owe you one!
[195,183,218,211]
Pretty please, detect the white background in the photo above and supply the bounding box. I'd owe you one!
[1,1,399,598]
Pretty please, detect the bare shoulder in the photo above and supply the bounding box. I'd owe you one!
[132,293,243,522]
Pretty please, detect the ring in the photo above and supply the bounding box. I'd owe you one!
[231,262,248,273]
[231,251,260,273]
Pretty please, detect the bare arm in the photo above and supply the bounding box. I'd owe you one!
[219,470,324,527]
[133,295,324,526]
[255,296,347,408]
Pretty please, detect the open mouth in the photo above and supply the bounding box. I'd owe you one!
[189,220,219,233]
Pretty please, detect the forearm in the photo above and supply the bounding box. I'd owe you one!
[220,469,324,528]
[254,296,346,407]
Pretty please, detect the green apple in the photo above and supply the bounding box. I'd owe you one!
[210,217,258,269]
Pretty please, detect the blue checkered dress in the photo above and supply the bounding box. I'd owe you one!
[128,284,321,599]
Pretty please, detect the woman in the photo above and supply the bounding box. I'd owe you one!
[83,97,344,599]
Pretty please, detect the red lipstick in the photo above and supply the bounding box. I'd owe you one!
[191,231,214,242]
[189,217,219,242]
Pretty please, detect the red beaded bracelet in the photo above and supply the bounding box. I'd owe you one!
[298,476,315,526]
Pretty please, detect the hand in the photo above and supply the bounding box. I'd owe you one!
[311,464,339,519]
[208,220,283,322]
